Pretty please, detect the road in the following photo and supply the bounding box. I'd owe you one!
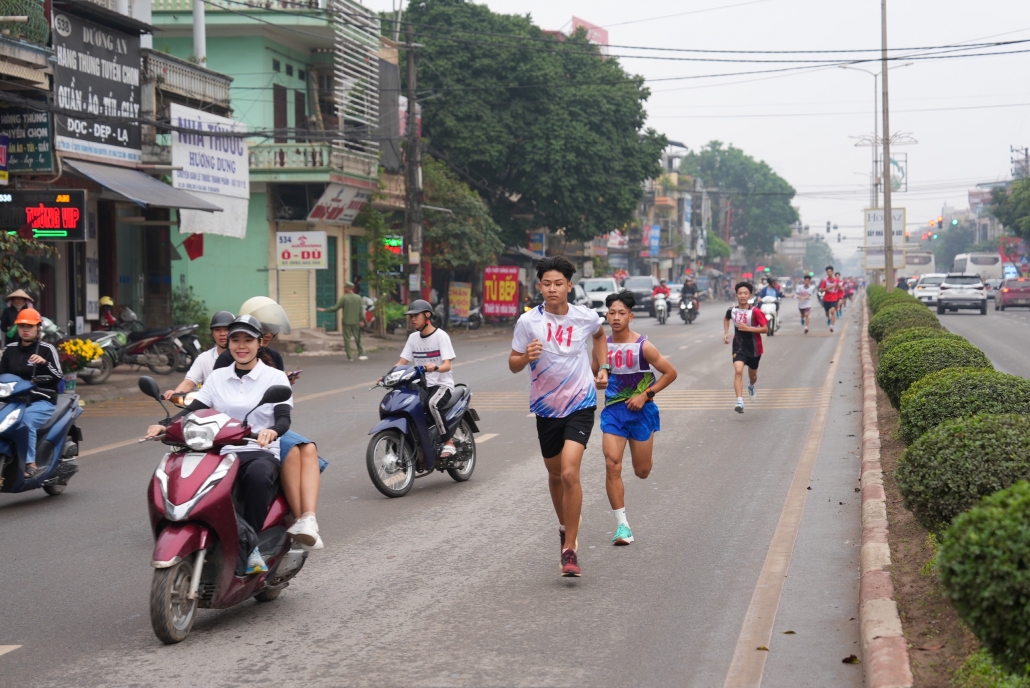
[937,304,1030,378]
[1,301,867,687]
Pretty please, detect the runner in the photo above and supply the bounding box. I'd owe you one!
[600,290,678,546]
[509,256,609,577]
[845,278,856,305]
[834,272,846,318]
[795,273,816,334]
[818,266,840,333]
[723,281,768,413]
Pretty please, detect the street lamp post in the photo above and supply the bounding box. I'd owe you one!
[881,0,895,292]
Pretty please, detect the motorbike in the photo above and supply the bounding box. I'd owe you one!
[137,376,305,644]
[431,303,483,330]
[759,294,780,336]
[653,293,668,325]
[172,325,202,373]
[366,365,480,498]
[679,297,698,324]
[96,309,181,375]
[0,373,83,496]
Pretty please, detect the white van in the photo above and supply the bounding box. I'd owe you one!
[952,253,1003,282]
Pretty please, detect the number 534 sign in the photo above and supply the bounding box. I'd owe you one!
[276,231,327,269]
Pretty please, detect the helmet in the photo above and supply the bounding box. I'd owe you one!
[210,310,235,329]
[226,314,263,340]
[239,296,291,335]
[99,296,114,307]
[404,299,433,316]
[14,308,42,326]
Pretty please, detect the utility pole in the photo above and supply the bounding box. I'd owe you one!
[405,23,422,301]
[1011,145,1029,179]
[881,0,895,292]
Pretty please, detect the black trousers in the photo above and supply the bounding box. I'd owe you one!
[235,451,280,536]
[424,385,453,442]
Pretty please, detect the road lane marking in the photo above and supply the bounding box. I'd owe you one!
[79,438,140,458]
[0,646,21,657]
[723,315,851,688]
[477,433,499,443]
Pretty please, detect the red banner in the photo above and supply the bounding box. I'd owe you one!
[483,266,519,317]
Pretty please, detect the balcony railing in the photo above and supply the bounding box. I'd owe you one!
[153,0,324,12]
[144,50,233,109]
[250,143,333,172]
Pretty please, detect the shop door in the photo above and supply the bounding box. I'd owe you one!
[315,235,338,331]
[279,269,311,329]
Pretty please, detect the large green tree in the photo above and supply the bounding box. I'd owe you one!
[403,0,666,246]
[680,142,799,258]
[990,178,1030,240]
[421,155,505,269]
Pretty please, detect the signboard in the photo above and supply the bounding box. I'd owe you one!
[482,266,519,317]
[0,190,87,240]
[276,231,328,269]
[170,103,248,199]
[608,229,627,249]
[0,103,53,173]
[999,237,1029,274]
[383,235,403,255]
[307,183,371,225]
[650,224,660,257]
[864,208,906,270]
[528,231,545,258]
[592,236,608,257]
[0,134,7,186]
[889,153,907,192]
[53,11,142,165]
[448,282,471,322]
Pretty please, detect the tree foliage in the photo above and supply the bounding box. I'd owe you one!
[706,229,730,259]
[405,0,666,245]
[0,231,57,294]
[803,238,836,274]
[680,141,799,258]
[354,200,403,336]
[422,155,505,269]
[991,178,1030,240]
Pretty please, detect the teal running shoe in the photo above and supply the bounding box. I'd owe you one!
[613,523,634,546]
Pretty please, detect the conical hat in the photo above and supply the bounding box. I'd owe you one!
[6,289,32,301]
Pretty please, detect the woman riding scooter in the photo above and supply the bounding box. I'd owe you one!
[0,308,62,477]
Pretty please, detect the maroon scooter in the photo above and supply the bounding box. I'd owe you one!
[137,376,307,644]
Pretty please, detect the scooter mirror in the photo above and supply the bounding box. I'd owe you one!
[259,385,293,405]
[138,376,162,400]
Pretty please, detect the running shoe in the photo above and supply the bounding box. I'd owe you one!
[827,317,832,326]
[735,400,745,414]
[748,383,756,399]
[561,548,581,577]
[288,515,320,547]
[830,326,834,333]
[245,547,268,575]
[613,523,634,546]
[804,326,809,334]
[299,533,324,551]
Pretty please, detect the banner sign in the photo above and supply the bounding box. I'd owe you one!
[864,208,905,270]
[0,103,53,173]
[307,183,371,225]
[528,231,545,257]
[170,103,249,199]
[53,11,142,165]
[999,237,1029,274]
[482,265,519,317]
[650,224,660,257]
[448,282,471,322]
[276,231,328,269]
[0,190,87,240]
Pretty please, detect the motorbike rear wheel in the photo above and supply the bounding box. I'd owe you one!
[147,341,181,376]
[81,352,113,385]
[447,420,477,482]
[150,559,197,644]
[255,587,283,602]
[367,430,414,497]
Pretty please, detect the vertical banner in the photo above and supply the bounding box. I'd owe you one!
[482,265,519,317]
[448,282,471,322]
[0,134,8,186]
[650,224,661,257]
[528,231,545,257]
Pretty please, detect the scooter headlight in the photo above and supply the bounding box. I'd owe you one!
[183,418,217,451]
[383,370,405,387]
[0,382,15,399]
[0,408,22,433]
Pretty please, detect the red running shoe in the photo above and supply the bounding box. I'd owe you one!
[561,548,581,577]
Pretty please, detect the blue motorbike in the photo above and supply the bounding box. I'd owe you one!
[0,373,83,496]
[366,365,480,497]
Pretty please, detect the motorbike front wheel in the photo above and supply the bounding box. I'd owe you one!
[367,429,415,497]
[468,314,482,330]
[147,341,181,376]
[447,419,477,483]
[81,352,113,385]
[150,559,197,644]
[767,317,776,336]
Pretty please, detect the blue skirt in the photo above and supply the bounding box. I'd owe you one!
[279,430,328,473]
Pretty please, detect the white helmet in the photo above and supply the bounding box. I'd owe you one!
[239,296,292,335]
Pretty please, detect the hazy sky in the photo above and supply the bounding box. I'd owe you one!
[364,0,1030,262]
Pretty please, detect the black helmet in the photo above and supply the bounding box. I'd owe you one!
[210,310,235,329]
[405,299,433,316]
[227,314,263,340]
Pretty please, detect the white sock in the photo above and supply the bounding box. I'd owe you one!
[737,396,744,404]
[614,508,628,527]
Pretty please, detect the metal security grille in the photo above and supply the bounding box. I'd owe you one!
[330,0,379,166]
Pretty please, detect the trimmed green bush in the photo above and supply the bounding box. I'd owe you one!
[896,413,1030,532]
[866,284,887,308]
[876,338,992,408]
[899,368,1030,443]
[939,480,1030,676]
[871,289,920,314]
[879,326,966,357]
[868,302,941,342]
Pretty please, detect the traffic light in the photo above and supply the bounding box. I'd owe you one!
[826,221,831,234]
[932,233,939,240]
[951,218,959,226]
[764,267,770,273]
[937,216,944,229]
[837,233,841,243]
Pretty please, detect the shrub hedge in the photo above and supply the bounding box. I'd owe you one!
[899,368,1030,444]
[872,289,921,315]
[879,326,966,357]
[876,338,992,407]
[896,413,1030,531]
[939,480,1030,676]
[868,302,941,342]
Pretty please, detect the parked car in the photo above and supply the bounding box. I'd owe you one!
[913,273,947,307]
[995,276,1030,310]
[985,278,1003,300]
[937,273,987,315]
[577,277,621,316]
[622,275,661,316]
[667,283,684,308]
[525,283,592,312]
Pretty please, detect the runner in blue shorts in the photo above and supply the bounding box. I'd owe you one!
[600,290,678,546]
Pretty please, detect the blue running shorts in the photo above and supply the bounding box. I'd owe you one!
[600,401,661,441]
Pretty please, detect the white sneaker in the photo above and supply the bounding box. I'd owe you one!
[358,355,369,361]
[299,533,324,551]
[735,400,745,414]
[288,515,320,547]
[747,383,756,399]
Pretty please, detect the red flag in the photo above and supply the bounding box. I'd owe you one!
[183,233,204,260]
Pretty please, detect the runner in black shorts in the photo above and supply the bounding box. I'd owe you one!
[723,281,768,413]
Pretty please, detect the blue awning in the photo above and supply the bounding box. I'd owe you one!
[64,159,222,212]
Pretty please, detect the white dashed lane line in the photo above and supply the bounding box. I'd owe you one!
[477,433,499,444]
[0,646,22,657]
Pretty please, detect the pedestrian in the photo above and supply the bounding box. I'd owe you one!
[723,281,768,414]
[318,282,368,361]
[1,289,35,345]
[795,273,816,334]
[818,266,840,333]
[600,290,677,546]
[509,256,609,577]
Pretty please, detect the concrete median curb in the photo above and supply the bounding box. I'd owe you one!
[859,300,914,688]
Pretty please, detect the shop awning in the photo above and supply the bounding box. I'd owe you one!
[64,160,222,212]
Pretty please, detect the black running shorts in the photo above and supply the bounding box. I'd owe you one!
[535,407,596,459]
[732,352,761,370]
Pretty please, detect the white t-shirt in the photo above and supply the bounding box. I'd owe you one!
[511,303,602,418]
[185,346,220,385]
[796,284,816,310]
[400,328,456,389]
[194,360,293,460]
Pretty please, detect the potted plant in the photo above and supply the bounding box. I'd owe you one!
[58,338,104,391]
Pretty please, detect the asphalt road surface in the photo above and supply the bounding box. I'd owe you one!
[937,303,1030,378]
[1,300,868,687]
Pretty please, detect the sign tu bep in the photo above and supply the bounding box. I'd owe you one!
[483,265,519,317]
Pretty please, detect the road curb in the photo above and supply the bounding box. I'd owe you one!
[859,300,914,688]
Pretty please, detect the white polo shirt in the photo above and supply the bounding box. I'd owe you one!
[185,346,220,385]
[194,360,293,459]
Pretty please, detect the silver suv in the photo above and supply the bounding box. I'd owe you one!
[913,273,947,306]
[937,273,987,315]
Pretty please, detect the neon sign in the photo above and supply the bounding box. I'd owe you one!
[0,190,86,240]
